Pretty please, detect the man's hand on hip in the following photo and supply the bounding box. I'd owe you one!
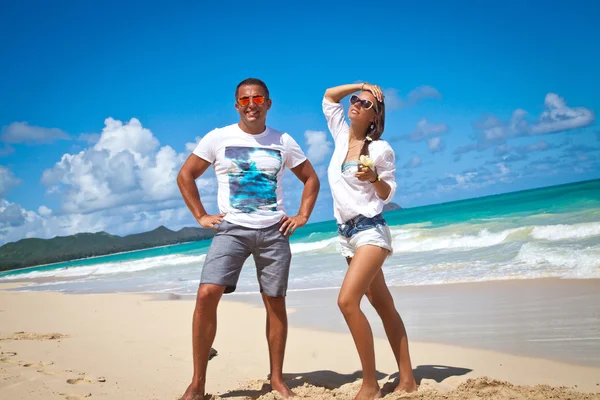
[279,215,308,236]
[198,213,226,230]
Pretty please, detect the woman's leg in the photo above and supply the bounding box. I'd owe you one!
[365,270,417,392]
[338,245,389,400]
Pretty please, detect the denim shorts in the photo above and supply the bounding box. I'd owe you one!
[337,214,387,238]
[337,214,393,258]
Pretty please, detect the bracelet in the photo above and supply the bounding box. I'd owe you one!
[361,82,366,91]
[369,174,380,183]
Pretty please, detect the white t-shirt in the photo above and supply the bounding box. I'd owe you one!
[322,97,397,224]
[193,123,307,229]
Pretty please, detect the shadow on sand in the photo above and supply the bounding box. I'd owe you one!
[219,364,472,398]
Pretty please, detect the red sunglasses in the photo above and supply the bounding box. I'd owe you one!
[237,95,267,107]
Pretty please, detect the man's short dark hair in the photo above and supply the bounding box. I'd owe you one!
[235,78,270,99]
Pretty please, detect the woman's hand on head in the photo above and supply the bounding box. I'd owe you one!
[363,84,384,102]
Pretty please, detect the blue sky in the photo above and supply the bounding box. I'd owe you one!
[1,1,599,244]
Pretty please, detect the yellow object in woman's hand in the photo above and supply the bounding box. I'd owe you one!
[359,155,375,169]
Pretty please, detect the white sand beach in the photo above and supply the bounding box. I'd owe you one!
[1,281,599,400]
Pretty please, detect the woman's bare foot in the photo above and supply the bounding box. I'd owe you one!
[179,383,206,400]
[271,379,296,398]
[394,378,418,393]
[354,383,381,400]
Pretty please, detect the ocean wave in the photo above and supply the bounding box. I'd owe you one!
[0,254,207,280]
[290,237,339,254]
[389,228,421,240]
[392,228,523,253]
[530,222,600,241]
[516,243,600,273]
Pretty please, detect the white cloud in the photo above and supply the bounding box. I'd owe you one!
[38,205,52,217]
[455,93,595,155]
[531,93,595,135]
[383,89,404,110]
[437,163,515,193]
[41,117,215,215]
[383,85,442,110]
[497,162,510,177]
[0,166,20,197]
[527,158,556,172]
[95,117,159,156]
[494,144,512,156]
[78,133,101,144]
[139,145,186,201]
[402,118,449,142]
[428,137,445,153]
[473,109,529,142]
[403,155,422,169]
[0,118,226,245]
[1,121,70,144]
[407,85,442,104]
[492,139,568,163]
[304,130,333,164]
[453,143,479,156]
[563,144,599,154]
[522,140,549,152]
[0,199,38,231]
[185,137,201,153]
[448,171,478,188]
[0,200,202,245]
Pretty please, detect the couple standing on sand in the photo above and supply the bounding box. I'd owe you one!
[176,78,418,400]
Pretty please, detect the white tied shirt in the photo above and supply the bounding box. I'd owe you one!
[322,97,397,224]
[193,123,307,229]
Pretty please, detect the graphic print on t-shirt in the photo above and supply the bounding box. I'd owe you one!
[225,146,283,213]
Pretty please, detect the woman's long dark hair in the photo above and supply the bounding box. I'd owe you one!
[359,92,386,157]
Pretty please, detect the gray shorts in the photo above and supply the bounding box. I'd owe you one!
[200,220,292,297]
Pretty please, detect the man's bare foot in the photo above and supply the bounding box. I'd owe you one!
[354,383,381,400]
[393,378,418,393]
[179,383,206,400]
[271,379,296,398]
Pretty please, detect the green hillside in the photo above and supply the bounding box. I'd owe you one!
[0,226,214,272]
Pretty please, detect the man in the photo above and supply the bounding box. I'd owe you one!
[177,78,320,399]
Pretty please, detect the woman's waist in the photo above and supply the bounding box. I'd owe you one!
[336,213,387,238]
[333,202,385,224]
[338,212,385,227]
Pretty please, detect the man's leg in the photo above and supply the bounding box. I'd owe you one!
[181,284,226,400]
[261,293,295,397]
[179,221,251,399]
[254,222,295,397]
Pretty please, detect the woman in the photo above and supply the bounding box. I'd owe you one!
[322,83,417,399]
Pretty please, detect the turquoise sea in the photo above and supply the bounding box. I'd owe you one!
[2,179,599,294]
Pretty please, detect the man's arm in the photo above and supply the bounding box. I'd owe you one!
[279,160,320,236]
[177,154,225,230]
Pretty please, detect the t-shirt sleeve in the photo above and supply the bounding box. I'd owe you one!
[322,97,349,142]
[283,133,308,169]
[192,129,218,163]
[374,143,397,204]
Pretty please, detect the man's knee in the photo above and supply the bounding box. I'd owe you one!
[196,284,224,309]
[263,294,287,313]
